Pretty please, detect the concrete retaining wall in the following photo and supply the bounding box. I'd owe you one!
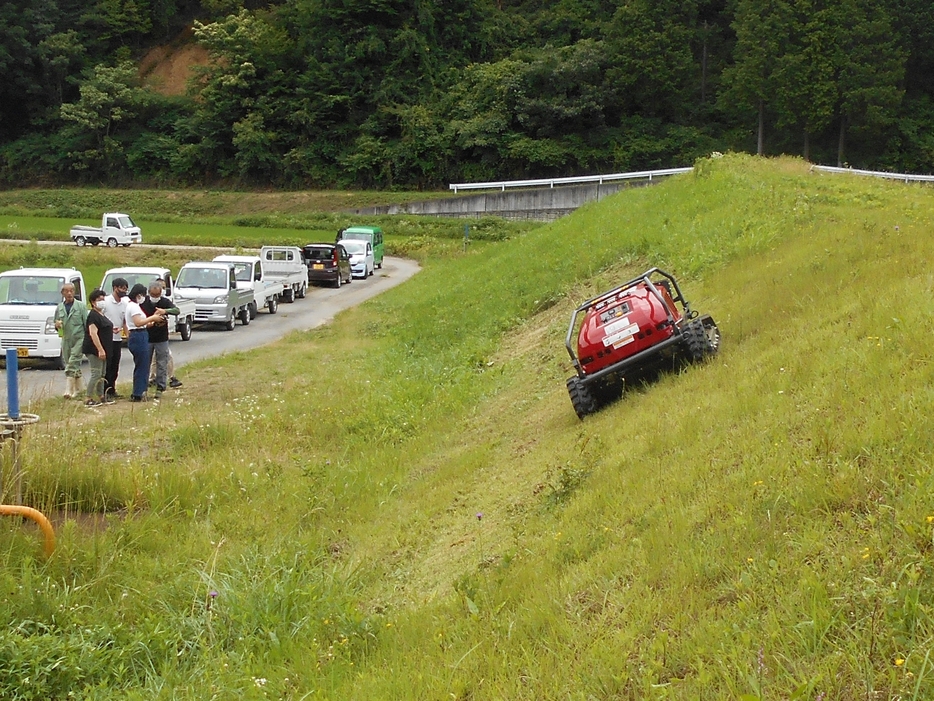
[354,181,636,221]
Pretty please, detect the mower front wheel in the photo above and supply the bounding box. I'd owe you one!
[684,319,710,362]
[702,316,721,355]
[567,376,598,420]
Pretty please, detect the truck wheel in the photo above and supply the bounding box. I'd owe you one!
[249,301,257,320]
[566,376,597,419]
[297,283,306,299]
[106,237,118,248]
[268,296,278,314]
[284,288,295,303]
[684,319,710,362]
[179,318,192,341]
[239,306,251,325]
[74,236,86,247]
[224,311,236,331]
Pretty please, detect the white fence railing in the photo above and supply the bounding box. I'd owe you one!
[448,167,694,193]
[811,165,934,183]
[448,163,934,195]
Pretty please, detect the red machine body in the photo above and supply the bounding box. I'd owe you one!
[564,267,720,419]
[576,282,681,375]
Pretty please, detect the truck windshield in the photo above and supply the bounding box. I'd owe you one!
[0,275,66,305]
[342,240,367,254]
[102,272,161,292]
[118,216,136,228]
[230,263,252,282]
[177,268,227,289]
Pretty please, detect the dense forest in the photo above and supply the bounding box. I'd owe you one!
[2,0,934,188]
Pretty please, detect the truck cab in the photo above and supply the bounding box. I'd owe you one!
[213,254,280,317]
[175,261,254,330]
[100,267,197,340]
[0,267,86,368]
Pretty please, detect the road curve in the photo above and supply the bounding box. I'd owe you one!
[0,257,420,405]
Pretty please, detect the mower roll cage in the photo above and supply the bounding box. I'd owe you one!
[564,267,695,372]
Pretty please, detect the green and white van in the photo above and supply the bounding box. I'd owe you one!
[337,226,384,269]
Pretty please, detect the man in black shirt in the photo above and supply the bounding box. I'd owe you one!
[141,282,178,396]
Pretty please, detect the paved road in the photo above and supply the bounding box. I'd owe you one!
[0,257,419,405]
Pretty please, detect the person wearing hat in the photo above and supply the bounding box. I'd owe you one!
[53,282,88,399]
[124,283,167,402]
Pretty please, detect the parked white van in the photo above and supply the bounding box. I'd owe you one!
[0,267,86,368]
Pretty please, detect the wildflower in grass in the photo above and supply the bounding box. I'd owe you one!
[476,512,483,521]
[253,677,267,687]
[862,547,870,559]
[895,658,905,666]
[926,515,934,523]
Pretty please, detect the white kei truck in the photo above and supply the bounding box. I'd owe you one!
[100,267,197,340]
[0,267,86,368]
[70,213,142,247]
[175,261,255,331]
[260,246,308,303]
[213,254,281,319]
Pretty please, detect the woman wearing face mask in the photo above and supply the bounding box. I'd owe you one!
[82,289,114,407]
[124,283,167,402]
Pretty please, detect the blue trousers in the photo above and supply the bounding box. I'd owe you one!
[127,331,150,398]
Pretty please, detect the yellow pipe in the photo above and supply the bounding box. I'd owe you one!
[0,505,55,557]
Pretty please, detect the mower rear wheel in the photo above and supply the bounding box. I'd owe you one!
[567,376,597,419]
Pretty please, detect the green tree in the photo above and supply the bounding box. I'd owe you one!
[770,1,835,160]
[604,0,699,121]
[822,0,905,166]
[59,61,151,173]
[189,9,295,180]
[720,0,793,155]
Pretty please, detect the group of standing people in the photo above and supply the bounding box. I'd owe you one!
[54,278,183,407]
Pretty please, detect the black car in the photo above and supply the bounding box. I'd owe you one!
[303,243,352,288]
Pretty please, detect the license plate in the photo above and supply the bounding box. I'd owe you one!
[313,264,324,270]
[16,347,28,358]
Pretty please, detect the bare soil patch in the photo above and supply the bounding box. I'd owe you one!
[139,28,210,97]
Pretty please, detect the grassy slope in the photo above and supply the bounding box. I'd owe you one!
[2,155,933,699]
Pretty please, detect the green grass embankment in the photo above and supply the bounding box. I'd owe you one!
[2,155,933,699]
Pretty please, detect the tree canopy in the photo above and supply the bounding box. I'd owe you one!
[0,0,927,187]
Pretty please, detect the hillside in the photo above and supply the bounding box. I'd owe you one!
[2,155,934,699]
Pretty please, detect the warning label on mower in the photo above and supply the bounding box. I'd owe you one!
[603,319,640,348]
[603,316,637,336]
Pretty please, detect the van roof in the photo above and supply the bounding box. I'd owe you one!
[102,267,169,275]
[1,267,81,277]
[344,226,382,234]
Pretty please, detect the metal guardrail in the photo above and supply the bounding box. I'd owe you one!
[448,167,694,193]
[811,165,934,183]
[448,163,934,195]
